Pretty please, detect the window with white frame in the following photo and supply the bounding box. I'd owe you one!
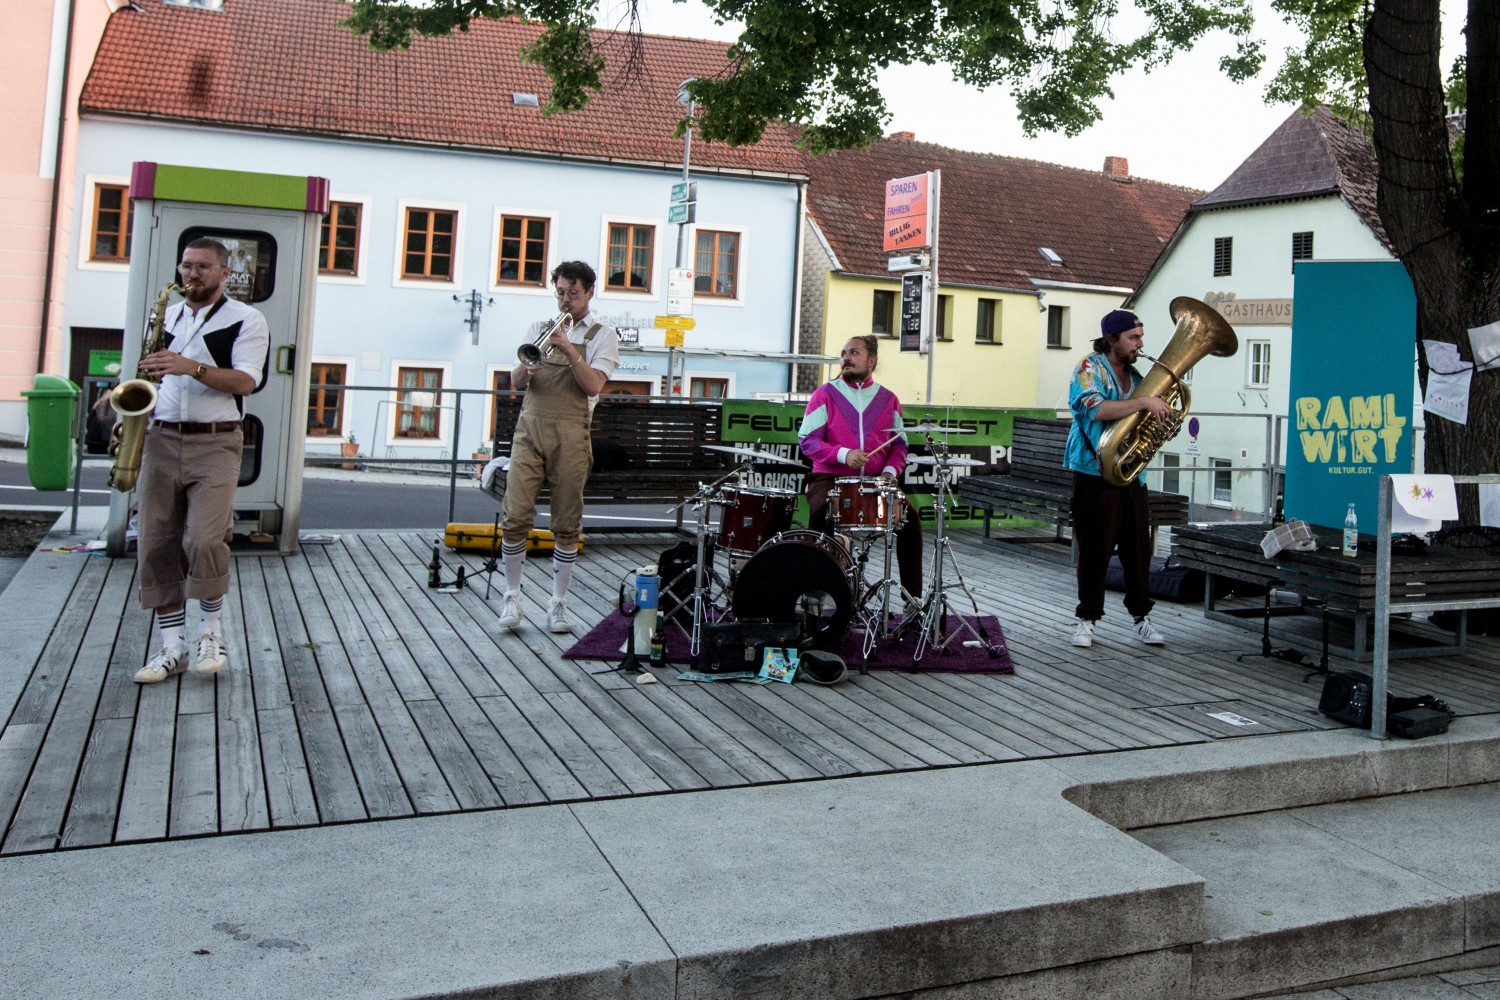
[497,214,550,286]
[307,362,348,436]
[1212,458,1233,504]
[320,201,363,275]
[605,222,654,292]
[395,366,444,439]
[693,230,739,298]
[1248,340,1271,388]
[1160,452,1181,494]
[401,206,457,281]
[90,183,132,262]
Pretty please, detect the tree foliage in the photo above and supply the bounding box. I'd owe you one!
[341,0,1263,153]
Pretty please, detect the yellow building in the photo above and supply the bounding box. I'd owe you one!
[800,134,1201,410]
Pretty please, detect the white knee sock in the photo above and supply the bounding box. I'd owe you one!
[198,595,224,635]
[158,607,187,651]
[551,544,578,601]
[502,539,527,594]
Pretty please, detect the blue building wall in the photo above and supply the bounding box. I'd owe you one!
[66,119,803,456]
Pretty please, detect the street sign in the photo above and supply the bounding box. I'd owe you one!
[668,202,696,225]
[654,315,696,330]
[667,268,695,316]
[1188,416,1201,437]
[900,272,924,353]
[664,329,685,347]
[670,181,698,203]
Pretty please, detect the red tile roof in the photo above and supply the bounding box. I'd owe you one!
[79,0,808,177]
[805,137,1202,289]
[1192,106,1389,249]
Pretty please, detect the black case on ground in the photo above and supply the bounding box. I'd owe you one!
[1388,707,1451,739]
[693,620,799,674]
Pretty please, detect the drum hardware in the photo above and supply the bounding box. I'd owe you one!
[909,455,986,468]
[902,436,1005,665]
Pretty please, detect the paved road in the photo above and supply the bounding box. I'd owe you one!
[0,450,690,532]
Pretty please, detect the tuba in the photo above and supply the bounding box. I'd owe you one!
[1097,296,1238,487]
[108,281,184,492]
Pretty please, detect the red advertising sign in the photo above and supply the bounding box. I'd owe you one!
[883,172,930,252]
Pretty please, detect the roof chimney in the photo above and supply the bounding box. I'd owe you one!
[1103,156,1130,179]
[888,131,916,142]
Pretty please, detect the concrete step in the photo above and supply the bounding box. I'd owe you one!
[1136,783,1500,1000]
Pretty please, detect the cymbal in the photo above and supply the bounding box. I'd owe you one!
[888,422,977,435]
[910,454,986,467]
[703,443,808,468]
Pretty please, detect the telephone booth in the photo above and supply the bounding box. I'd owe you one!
[105,162,327,557]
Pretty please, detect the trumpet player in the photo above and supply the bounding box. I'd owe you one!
[133,238,269,683]
[1065,309,1171,650]
[497,260,619,634]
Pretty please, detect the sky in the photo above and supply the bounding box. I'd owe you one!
[609,0,1467,192]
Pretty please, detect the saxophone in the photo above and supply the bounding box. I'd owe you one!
[1097,296,1238,487]
[108,281,184,492]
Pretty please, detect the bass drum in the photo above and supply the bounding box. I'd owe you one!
[732,530,855,651]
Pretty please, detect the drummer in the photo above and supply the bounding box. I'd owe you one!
[798,335,923,605]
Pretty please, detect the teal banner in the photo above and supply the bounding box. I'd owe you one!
[719,401,1052,527]
[1283,261,1415,531]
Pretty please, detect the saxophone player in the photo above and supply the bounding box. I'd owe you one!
[132,238,269,683]
[1064,309,1172,649]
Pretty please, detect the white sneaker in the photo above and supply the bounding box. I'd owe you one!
[1070,619,1095,648]
[135,644,188,684]
[497,591,522,629]
[548,597,572,634]
[1133,616,1166,645]
[196,630,228,675]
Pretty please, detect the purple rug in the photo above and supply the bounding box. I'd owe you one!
[563,609,1015,674]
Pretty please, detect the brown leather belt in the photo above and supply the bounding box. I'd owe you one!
[151,419,242,434]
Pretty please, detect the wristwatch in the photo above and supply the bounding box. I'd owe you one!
[193,363,207,380]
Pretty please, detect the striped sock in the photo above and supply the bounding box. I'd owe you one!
[551,544,579,600]
[198,595,224,635]
[502,539,527,594]
[158,608,187,651]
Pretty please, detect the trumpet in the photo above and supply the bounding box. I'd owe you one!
[518,312,574,369]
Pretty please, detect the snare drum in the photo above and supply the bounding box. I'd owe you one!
[717,485,797,556]
[732,530,856,650]
[827,477,907,535]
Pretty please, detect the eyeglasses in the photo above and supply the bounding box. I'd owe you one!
[554,286,588,300]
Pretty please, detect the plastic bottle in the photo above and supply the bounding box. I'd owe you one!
[428,540,442,587]
[1342,503,1358,557]
[633,564,659,657]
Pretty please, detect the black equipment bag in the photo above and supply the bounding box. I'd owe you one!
[1104,555,1206,603]
[694,620,799,674]
[1318,668,1454,731]
[658,540,714,623]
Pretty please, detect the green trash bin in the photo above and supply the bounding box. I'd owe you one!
[22,374,81,491]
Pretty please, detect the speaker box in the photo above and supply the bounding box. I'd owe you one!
[1318,669,1374,727]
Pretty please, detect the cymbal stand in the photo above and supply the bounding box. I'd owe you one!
[910,437,1001,664]
[660,462,745,656]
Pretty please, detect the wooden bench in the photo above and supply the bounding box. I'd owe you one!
[1172,521,1500,661]
[957,416,1190,543]
[488,394,730,515]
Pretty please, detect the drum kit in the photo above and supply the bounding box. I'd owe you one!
[660,421,1005,668]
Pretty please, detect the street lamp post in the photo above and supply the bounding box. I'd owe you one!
[666,79,696,398]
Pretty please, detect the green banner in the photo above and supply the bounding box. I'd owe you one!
[88,349,122,377]
[718,401,1053,527]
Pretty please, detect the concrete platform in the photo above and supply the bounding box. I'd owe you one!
[4,720,1499,999]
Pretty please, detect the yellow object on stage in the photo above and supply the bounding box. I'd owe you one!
[443,523,584,554]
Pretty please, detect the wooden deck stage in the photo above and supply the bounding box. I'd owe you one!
[2,526,1498,856]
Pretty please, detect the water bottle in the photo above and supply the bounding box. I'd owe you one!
[1342,503,1358,557]
[633,565,659,658]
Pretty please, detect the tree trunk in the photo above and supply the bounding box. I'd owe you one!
[1366,0,1500,522]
